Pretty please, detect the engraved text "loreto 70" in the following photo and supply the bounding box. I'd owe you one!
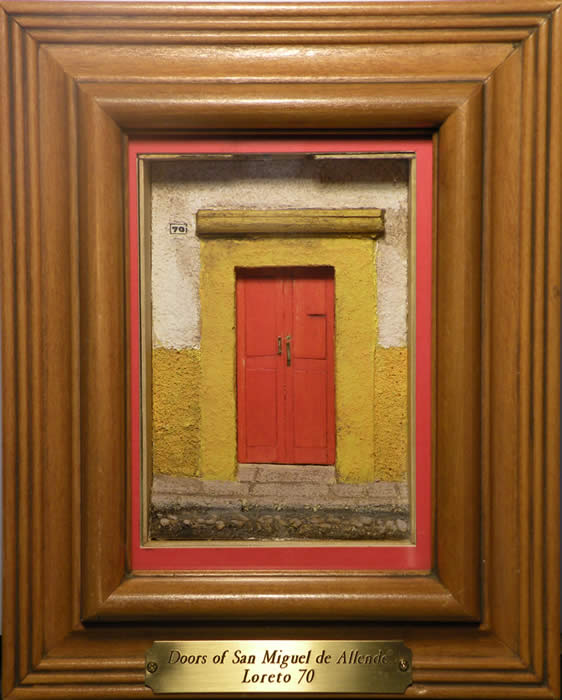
[145,640,413,694]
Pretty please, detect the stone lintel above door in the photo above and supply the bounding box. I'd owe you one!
[196,208,385,238]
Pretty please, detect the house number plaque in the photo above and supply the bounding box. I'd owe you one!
[145,640,413,694]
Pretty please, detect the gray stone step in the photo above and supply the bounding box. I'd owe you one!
[151,471,408,510]
[237,463,337,484]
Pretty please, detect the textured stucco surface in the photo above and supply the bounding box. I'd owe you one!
[377,202,409,348]
[374,347,409,481]
[151,157,409,349]
[149,156,410,484]
[199,237,376,482]
[152,348,200,477]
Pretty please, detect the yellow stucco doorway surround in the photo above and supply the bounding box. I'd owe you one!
[149,155,411,491]
[200,237,379,483]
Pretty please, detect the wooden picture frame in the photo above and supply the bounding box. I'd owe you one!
[0,2,559,698]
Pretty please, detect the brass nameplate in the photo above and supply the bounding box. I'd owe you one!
[145,640,412,694]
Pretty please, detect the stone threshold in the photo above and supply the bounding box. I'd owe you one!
[238,463,337,484]
[152,467,409,511]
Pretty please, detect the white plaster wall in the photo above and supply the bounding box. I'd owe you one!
[151,156,409,350]
[377,203,409,347]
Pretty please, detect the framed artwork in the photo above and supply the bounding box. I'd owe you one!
[1,1,559,699]
[129,138,432,571]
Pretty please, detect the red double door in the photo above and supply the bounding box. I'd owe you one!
[236,268,335,465]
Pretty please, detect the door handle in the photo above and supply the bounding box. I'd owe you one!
[286,335,291,366]
[277,336,282,355]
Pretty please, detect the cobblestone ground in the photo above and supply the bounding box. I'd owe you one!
[149,468,410,542]
[150,504,410,541]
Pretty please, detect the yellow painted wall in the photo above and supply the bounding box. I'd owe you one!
[151,242,410,484]
[199,237,378,483]
[374,347,409,481]
[152,348,201,477]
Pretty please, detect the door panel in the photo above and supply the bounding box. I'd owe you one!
[237,269,335,465]
[237,275,285,463]
[293,277,328,359]
[245,369,278,455]
[244,278,280,357]
[287,273,335,464]
[293,369,327,448]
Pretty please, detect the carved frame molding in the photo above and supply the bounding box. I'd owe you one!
[0,2,559,697]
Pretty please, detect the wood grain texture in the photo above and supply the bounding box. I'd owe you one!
[90,574,473,622]
[0,7,17,698]
[77,91,127,620]
[9,18,32,686]
[484,47,524,656]
[196,208,385,237]
[81,81,478,130]
[41,43,515,80]
[544,6,561,690]
[23,25,43,675]
[435,85,483,621]
[0,2,559,698]
[3,1,558,18]
[36,47,77,659]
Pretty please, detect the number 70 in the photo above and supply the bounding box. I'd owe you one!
[298,669,315,684]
